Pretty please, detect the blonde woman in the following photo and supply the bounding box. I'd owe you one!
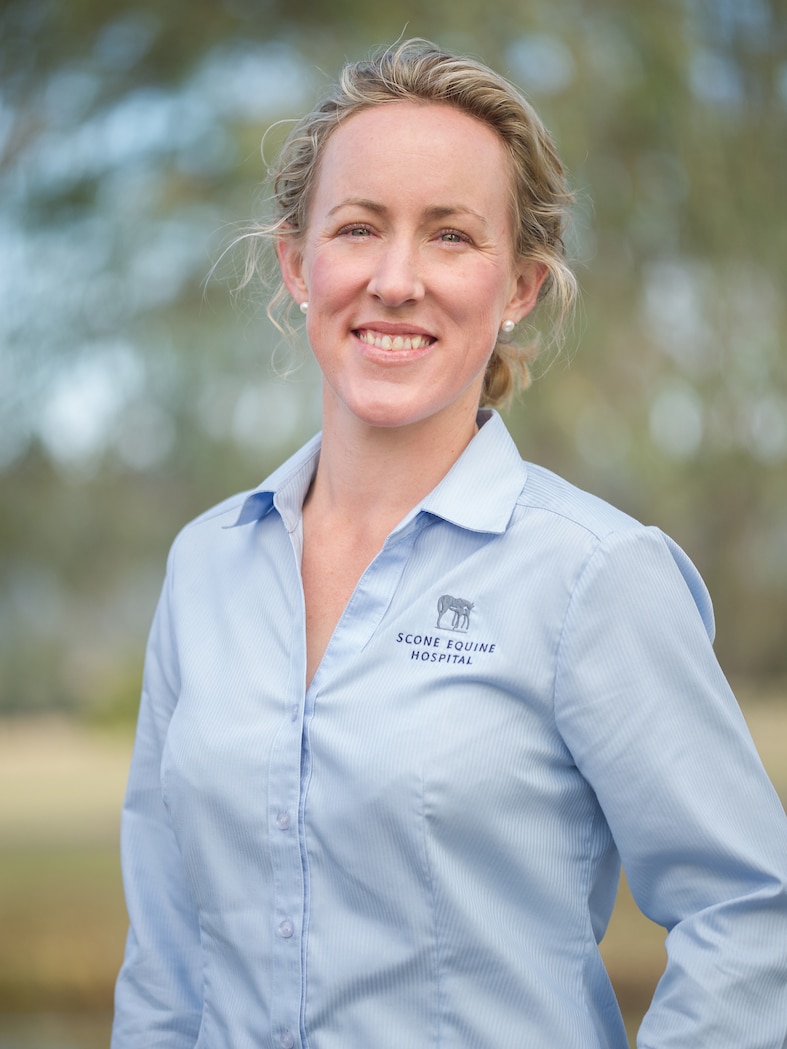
[113,39,787,1049]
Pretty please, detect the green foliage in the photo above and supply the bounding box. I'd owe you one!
[1,0,786,713]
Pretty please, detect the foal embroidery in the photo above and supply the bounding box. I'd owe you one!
[436,594,474,633]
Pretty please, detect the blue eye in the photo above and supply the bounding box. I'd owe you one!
[340,224,372,237]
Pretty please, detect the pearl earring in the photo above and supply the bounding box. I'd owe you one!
[500,319,515,334]
[299,301,309,314]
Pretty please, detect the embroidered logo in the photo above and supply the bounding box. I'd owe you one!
[393,593,497,665]
[436,594,474,633]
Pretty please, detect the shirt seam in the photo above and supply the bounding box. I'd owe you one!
[514,496,622,545]
[419,764,442,1047]
[550,532,606,721]
[550,529,622,1036]
[184,493,253,534]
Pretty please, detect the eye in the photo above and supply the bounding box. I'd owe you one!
[338,223,373,238]
[438,229,470,245]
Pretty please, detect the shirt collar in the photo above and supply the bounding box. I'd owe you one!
[231,410,526,537]
[232,432,322,531]
[418,409,527,535]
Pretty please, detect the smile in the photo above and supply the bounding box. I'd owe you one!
[355,329,434,351]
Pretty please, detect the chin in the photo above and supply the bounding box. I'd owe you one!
[352,405,430,430]
[327,376,481,434]
[333,385,435,430]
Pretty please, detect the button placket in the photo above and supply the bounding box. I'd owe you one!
[266,694,304,1044]
[265,515,424,1049]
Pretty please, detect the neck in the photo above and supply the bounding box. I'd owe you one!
[306,396,481,531]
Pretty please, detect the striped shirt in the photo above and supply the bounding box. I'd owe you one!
[113,409,787,1049]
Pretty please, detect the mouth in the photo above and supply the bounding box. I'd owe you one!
[354,328,435,352]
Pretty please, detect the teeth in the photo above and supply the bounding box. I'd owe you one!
[357,330,431,351]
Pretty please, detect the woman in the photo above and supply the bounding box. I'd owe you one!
[112,39,787,1049]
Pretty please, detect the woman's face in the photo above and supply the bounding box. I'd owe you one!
[278,101,544,435]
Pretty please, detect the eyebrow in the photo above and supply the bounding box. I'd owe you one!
[327,198,489,226]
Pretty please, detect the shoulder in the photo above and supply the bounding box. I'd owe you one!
[151,490,257,597]
[179,488,253,535]
[513,463,715,638]
[168,488,254,556]
[517,461,642,541]
[166,433,321,565]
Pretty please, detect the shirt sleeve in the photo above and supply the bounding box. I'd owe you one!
[553,525,787,1048]
[111,554,203,1048]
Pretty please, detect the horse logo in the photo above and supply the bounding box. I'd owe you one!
[436,594,474,632]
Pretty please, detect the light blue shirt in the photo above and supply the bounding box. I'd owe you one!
[112,410,787,1049]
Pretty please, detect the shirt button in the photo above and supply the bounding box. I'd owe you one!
[275,811,290,830]
[278,919,294,939]
[290,704,298,721]
[280,1031,295,1049]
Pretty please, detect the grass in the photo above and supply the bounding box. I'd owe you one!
[0,717,131,1019]
[0,847,126,1012]
[1,694,784,1045]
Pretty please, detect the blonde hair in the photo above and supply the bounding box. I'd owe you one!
[242,38,577,407]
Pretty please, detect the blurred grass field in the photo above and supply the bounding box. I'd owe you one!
[1,689,785,1046]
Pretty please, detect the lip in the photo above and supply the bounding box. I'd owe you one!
[353,321,435,338]
[353,324,437,363]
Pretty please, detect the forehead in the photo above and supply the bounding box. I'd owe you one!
[310,101,513,221]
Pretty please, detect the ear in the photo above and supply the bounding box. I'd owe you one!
[277,236,308,305]
[507,260,548,323]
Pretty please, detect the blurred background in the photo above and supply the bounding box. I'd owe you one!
[1,0,785,1045]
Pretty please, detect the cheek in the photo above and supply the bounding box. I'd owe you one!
[452,262,516,320]
[306,251,367,306]
[459,288,508,349]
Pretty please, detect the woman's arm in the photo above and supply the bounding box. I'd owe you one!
[112,559,203,1048]
[554,526,787,1047]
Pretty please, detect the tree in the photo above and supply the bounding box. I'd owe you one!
[1,0,786,713]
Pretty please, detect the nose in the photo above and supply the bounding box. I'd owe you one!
[366,239,424,306]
